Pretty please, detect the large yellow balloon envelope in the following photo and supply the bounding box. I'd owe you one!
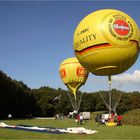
[73,9,139,76]
[59,57,88,98]
[138,30,140,51]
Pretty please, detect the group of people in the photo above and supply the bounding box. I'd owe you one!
[95,112,123,126]
[107,113,123,126]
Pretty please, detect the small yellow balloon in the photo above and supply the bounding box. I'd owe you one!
[73,9,139,75]
[59,57,88,96]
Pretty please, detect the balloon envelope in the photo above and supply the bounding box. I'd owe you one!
[59,57,88,95]
[73,9,139,76]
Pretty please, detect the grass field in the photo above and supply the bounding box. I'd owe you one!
[0,118,140,140]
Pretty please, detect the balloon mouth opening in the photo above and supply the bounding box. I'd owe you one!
[66,82,82,94]
[94,66,118,75]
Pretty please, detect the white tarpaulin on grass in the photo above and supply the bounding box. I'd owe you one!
[0,122,98,134]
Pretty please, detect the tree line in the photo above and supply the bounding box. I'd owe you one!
[0,70,140,119]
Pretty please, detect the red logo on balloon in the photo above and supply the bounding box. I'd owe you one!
[60,69,66,79]
[76,67,86,77]
[113,20,130,36]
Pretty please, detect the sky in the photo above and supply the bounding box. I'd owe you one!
[0,1,140,93]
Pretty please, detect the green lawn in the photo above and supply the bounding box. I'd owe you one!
[0,118,140,139]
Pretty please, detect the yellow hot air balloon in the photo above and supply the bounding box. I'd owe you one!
[139,29,140,48]
[59,57,88,112]
[73,9,139,76]
[73,9,139,113]
[59,57,88,98]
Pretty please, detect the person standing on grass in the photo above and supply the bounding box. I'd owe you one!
[117,115,122,126]
[76,114,80,124]
[79,114,83,125]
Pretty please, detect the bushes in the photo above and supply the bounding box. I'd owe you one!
[122,109,140,126]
